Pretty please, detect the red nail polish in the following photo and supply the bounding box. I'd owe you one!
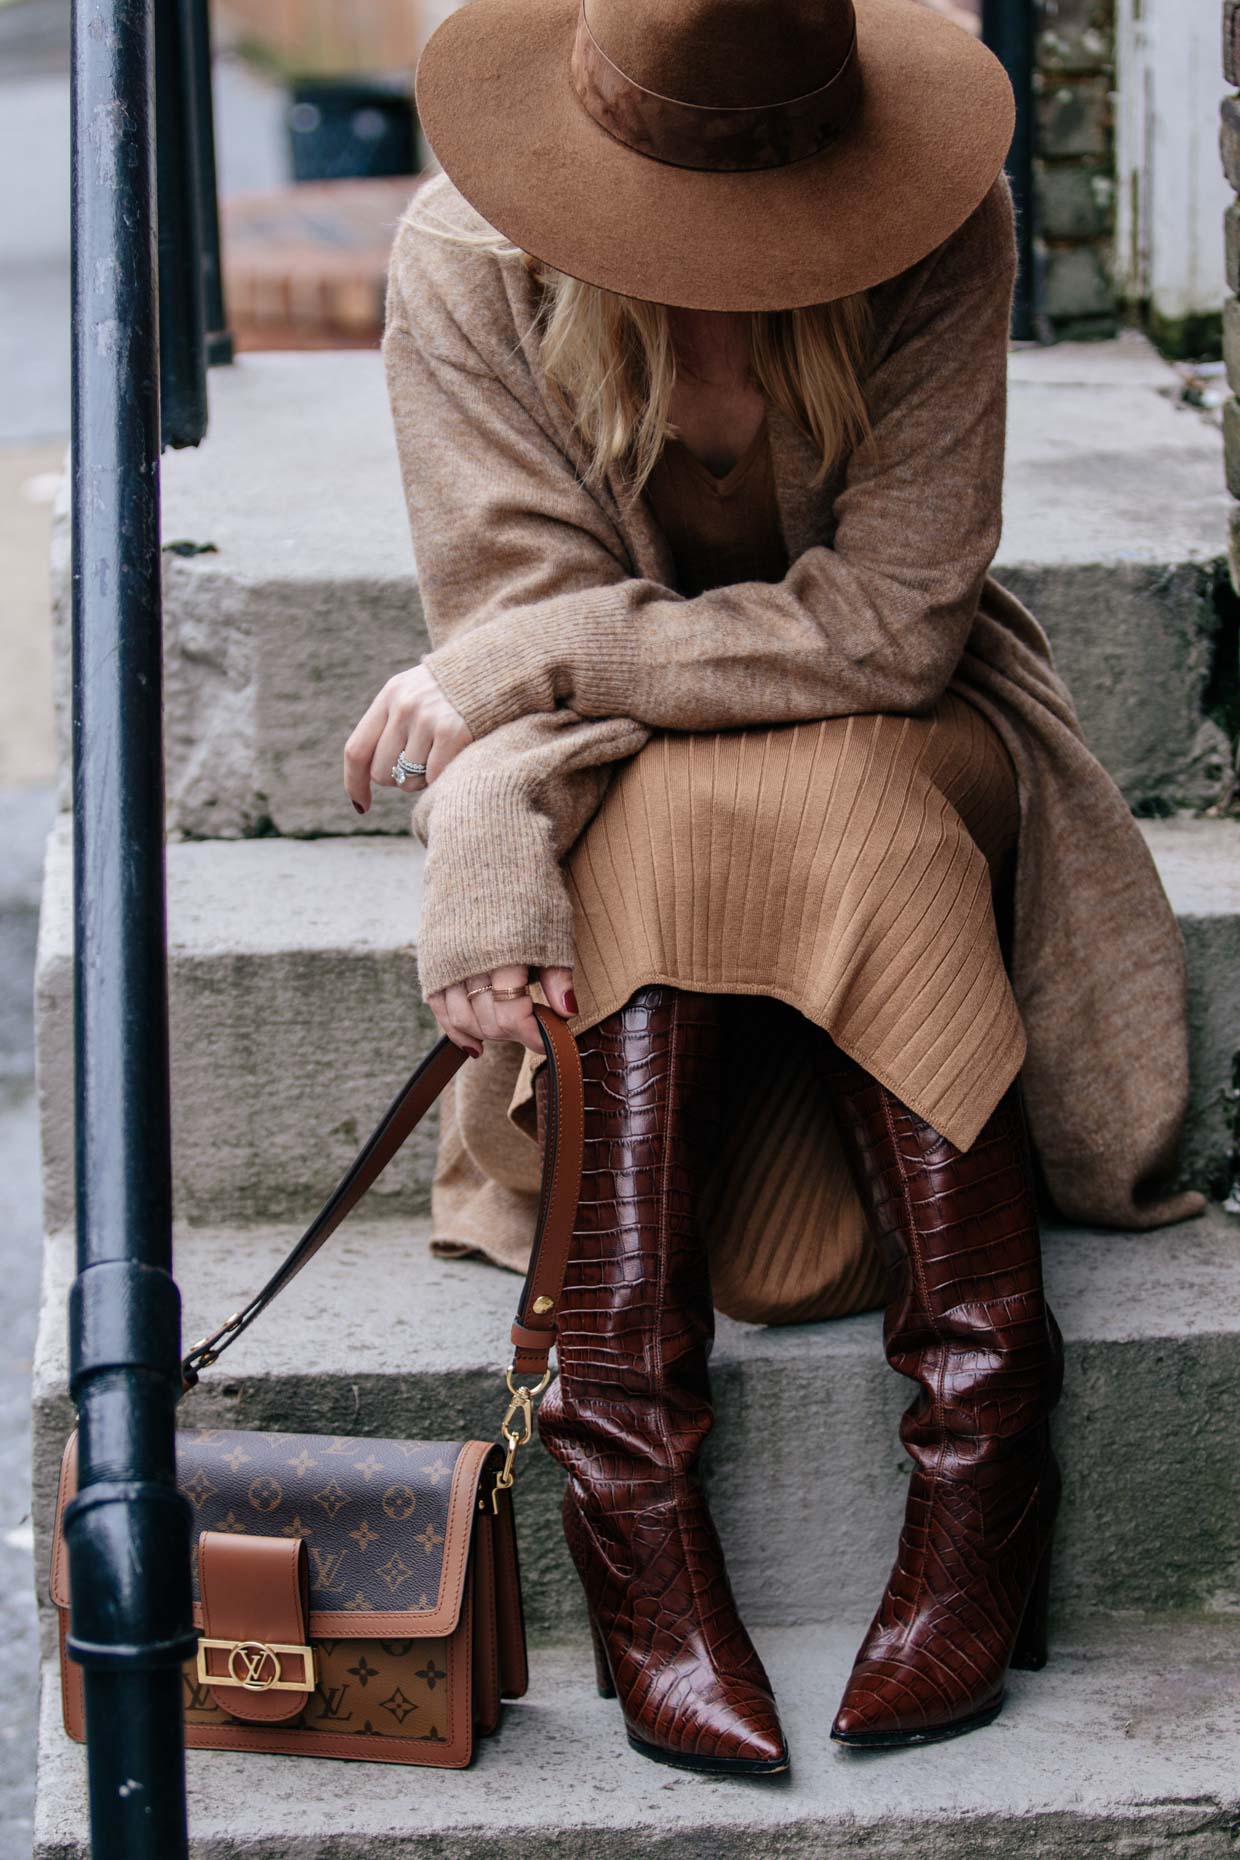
[352,801,365,815]
[565,990,578,1014]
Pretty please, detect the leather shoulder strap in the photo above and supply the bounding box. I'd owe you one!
[181,1005,583,1390]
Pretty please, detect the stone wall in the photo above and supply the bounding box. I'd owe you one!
[1034,0,1119,338]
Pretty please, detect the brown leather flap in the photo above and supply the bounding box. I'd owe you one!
[197,1531,312,1723]
[51,1429,504,1639]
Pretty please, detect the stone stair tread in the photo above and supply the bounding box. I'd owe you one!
[34,813,1240,1228]
[34,813,426,960]
[37,809,1240,957]
[1003,333,1226,566]
[149,338,1224,584]
[1139,815,1240,916]
[31,1210,1240,1632]
[32,1208,1240,1403]
[34,1615,1240,1858]
[48,336,1235,831]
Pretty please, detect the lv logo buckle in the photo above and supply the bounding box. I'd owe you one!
[196,1637,317,1693]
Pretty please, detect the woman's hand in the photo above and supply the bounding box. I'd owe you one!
[430,965,577,1057]
[344,665,472,814]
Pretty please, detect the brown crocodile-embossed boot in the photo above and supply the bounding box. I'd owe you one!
[816,1042,1063,1749]
[535,983,789,1776]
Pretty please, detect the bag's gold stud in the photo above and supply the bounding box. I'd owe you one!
[533,1295,555,1314]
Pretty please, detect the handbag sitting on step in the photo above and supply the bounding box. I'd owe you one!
[50,1003,583,1769]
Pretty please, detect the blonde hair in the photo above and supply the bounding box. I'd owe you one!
[413,197,875,501]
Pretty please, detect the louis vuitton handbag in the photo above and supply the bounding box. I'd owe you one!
[50,1004,584,1768]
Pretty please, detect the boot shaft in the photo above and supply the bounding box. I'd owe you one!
[536,985,726,1486]
[814,1043,1063,1463]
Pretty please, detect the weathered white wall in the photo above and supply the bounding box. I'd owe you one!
[1115,0,1230,325]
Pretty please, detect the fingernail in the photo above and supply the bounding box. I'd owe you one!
[468,1044,484,1059]
[352,802,365,815]
[564,989,578,1015]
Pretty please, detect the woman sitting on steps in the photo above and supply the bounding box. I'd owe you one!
[343,0,1204,1775]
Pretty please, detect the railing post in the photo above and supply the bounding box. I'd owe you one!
[156,0,209,446]
[982,0,1040,341]
[187,0,234,366]
[67,3,195,1856]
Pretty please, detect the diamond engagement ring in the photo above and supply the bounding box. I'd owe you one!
[392,754,428,787]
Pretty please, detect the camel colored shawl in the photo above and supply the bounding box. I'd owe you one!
[381,167,1204,1237]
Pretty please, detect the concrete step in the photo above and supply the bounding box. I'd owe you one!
[33,1615,1240,1857]
[33,812,1240,1234]
[31,1208,1240,1642]
[47,334,1235,837]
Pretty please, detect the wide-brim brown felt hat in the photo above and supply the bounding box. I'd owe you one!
[414,0,1015,311]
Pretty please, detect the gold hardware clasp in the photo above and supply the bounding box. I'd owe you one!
[186,1312,244,1371]
[492,1364,552,1512]
[196,1637,317,1693]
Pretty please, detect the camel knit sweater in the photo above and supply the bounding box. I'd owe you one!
[381,167,1204,1234]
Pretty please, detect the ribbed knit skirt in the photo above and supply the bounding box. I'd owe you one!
[496,687,1024,1323]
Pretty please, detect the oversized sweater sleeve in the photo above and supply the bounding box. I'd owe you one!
[382,191,651,997]
[414,175,1019,741]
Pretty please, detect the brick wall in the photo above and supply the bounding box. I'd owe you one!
[215,0,418,77]
[1034,0,1118,338]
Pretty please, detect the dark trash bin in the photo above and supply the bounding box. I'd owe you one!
[287,76,417,183]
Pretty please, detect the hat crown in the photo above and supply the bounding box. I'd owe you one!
[583,0,859,109]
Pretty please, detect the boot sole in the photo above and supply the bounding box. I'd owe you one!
[626,1729,791,1777]
[831,1697,1004,1750]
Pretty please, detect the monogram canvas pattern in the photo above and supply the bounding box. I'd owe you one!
[176,1430,465,1615]
[182,1636,454,1743]
[54,1433,515,1767]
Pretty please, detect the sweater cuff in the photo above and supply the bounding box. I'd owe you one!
[413,766,578,998]
[423,587,638,739]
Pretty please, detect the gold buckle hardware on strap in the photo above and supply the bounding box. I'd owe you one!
[185,1311,244,1372]
[196,1637,317,1693]
[493,1364,552,1512]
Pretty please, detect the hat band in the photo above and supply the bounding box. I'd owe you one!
[570,3,863,174]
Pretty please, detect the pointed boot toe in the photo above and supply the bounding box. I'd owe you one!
[831,1666,1004,1749]
[830,1677,908,1747]
[830,1698,876,1744]
[627,1684,790,1776]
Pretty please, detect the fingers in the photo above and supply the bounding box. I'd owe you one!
[427,988,482,1058]
[345,667,475,820]
[466,976,503,1042]
[442,982,486,1054]
[537,966,578,1018]
[427,966,557,1058]
[372,709,432,795]
[343,688,389,814]
[489,965,543,1054]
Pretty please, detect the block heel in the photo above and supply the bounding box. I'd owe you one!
[588,1610,617,1699]
[1010,1539,1054,1673]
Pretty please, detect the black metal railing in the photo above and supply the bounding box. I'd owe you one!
[981,0,1038,341]
[65,2,229,1854]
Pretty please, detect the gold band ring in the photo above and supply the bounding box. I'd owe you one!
[491,985,530,1001]
[465,983,493,1000]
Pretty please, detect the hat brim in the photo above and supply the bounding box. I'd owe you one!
[414,0,1015,310]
